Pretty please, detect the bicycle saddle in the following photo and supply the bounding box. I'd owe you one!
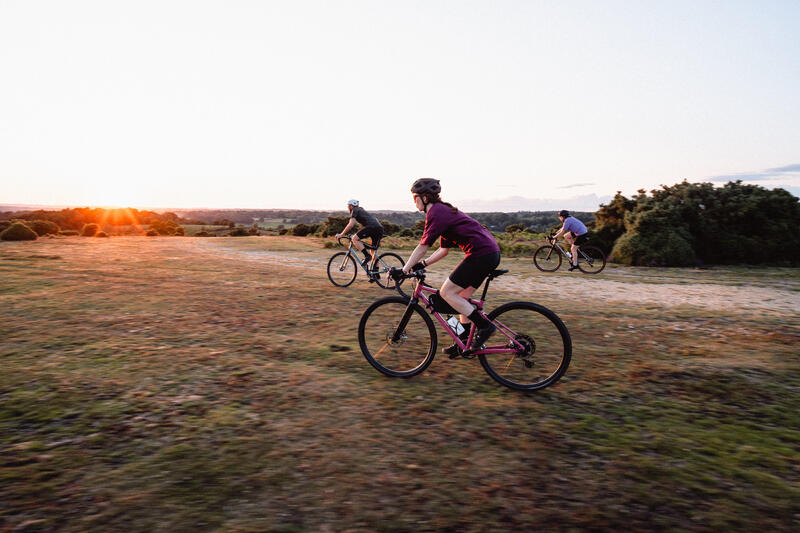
[488,269,509,280]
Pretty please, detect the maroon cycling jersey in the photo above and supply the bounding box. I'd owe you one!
[420,202,500,258]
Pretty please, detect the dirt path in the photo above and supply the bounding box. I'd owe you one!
[195,239,800,317]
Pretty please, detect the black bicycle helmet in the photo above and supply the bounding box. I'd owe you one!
[558,209,570,217]
[411,178,441,196]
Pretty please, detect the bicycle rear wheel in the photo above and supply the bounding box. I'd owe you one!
[577,246,606,274]
[374,252,407,296]
[327,252,357,287]
[533,245,562,272]
[358,296,437,377]
[479,302,571,391]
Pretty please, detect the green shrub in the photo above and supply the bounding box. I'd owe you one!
[323,241,337,249]
[278,228,289,235]
[60,230,80,236]
[505,223,527,233]
[0,220,11,232]
[291,223,311,236]
[611,229,695,266]
[174,226,186,236]
[248,227,259,235]
[195,230,210,237]
[26,220,61,236]
[1,222,38,241]
[149,220,182,235]
[96,231,109,238]
[146,229,159,236]
[82,223,99,237]
[229,227,249,236]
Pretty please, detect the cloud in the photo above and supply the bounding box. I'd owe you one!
[459,193,612,212]
[557,182,595,189]
[708,163,800,183]
[766,164,800,173]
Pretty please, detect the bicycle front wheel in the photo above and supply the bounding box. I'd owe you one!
[479,302,571,391]
[358,296,437,377]
[374,252,407,296]
[577,246,606,274]
[327,252,357,287]
[533,245,562,272]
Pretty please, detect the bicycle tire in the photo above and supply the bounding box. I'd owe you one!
[358,296,437,378]
[374,252,407,296]
[533,245,562,272]
[327,252,357,287]
[479,301,571,391]
[577,245,606,274]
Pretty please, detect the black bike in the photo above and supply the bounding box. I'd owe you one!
[533,235,606,274]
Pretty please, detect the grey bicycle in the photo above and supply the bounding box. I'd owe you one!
[326,235,406,294]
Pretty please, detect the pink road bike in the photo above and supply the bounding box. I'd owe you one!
[357,267,572,391]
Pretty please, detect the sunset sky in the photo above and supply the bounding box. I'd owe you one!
[1,0,798,211]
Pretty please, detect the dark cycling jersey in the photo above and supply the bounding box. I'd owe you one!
[420,202,499,258]
[350,206,382,230]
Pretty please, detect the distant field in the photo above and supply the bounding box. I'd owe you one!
[1,236,798,531]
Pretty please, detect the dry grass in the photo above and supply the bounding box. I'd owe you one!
[1,236,798,532]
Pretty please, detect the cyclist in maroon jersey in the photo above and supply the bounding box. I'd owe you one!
[401,178,501,357]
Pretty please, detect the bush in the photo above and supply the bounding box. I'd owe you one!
[60,230,80,236]
[82,223,99,237]
[611,229,695,266]
[505,223,527,233]
[323,241,337,249]
[1,222,38,241]
[0,220,11,232]
[229,227,249,236]
[248,227,259,235]
[146,229,159,236]
[174,226,186,236]
[291,223,311,236]
[278,228,289,235]
[380,219,402,235]
[27,220,61,236]
[195,230,210,237]
[95,231,109,238]
[149,220,182,235]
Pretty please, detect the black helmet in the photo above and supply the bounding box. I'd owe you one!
[411,178,441,196]
[558,210,569,217]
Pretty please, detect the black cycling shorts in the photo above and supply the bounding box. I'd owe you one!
[357,226,383,247]
[571,231,589,245]
[449,251,501,289]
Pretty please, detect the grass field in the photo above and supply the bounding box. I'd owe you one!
[1,236,798,532]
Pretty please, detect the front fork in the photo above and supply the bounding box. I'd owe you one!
[391,297,419,343]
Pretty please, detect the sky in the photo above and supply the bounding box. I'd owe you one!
[1,0,798,212]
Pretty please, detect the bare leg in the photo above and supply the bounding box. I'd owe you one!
[440,279,478,317]
[564,233,577,265]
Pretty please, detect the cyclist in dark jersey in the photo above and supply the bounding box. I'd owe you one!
[335,199,384,269]
[401,178,501,356]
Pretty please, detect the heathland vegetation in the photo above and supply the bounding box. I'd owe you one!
[1,236,797,530]
[2,180,798,266]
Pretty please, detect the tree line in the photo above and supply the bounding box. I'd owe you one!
[3,180,798,265]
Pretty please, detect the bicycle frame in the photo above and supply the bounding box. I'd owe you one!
[338,236,376,273]
[546,236,592,263]
[402,273,527,356]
